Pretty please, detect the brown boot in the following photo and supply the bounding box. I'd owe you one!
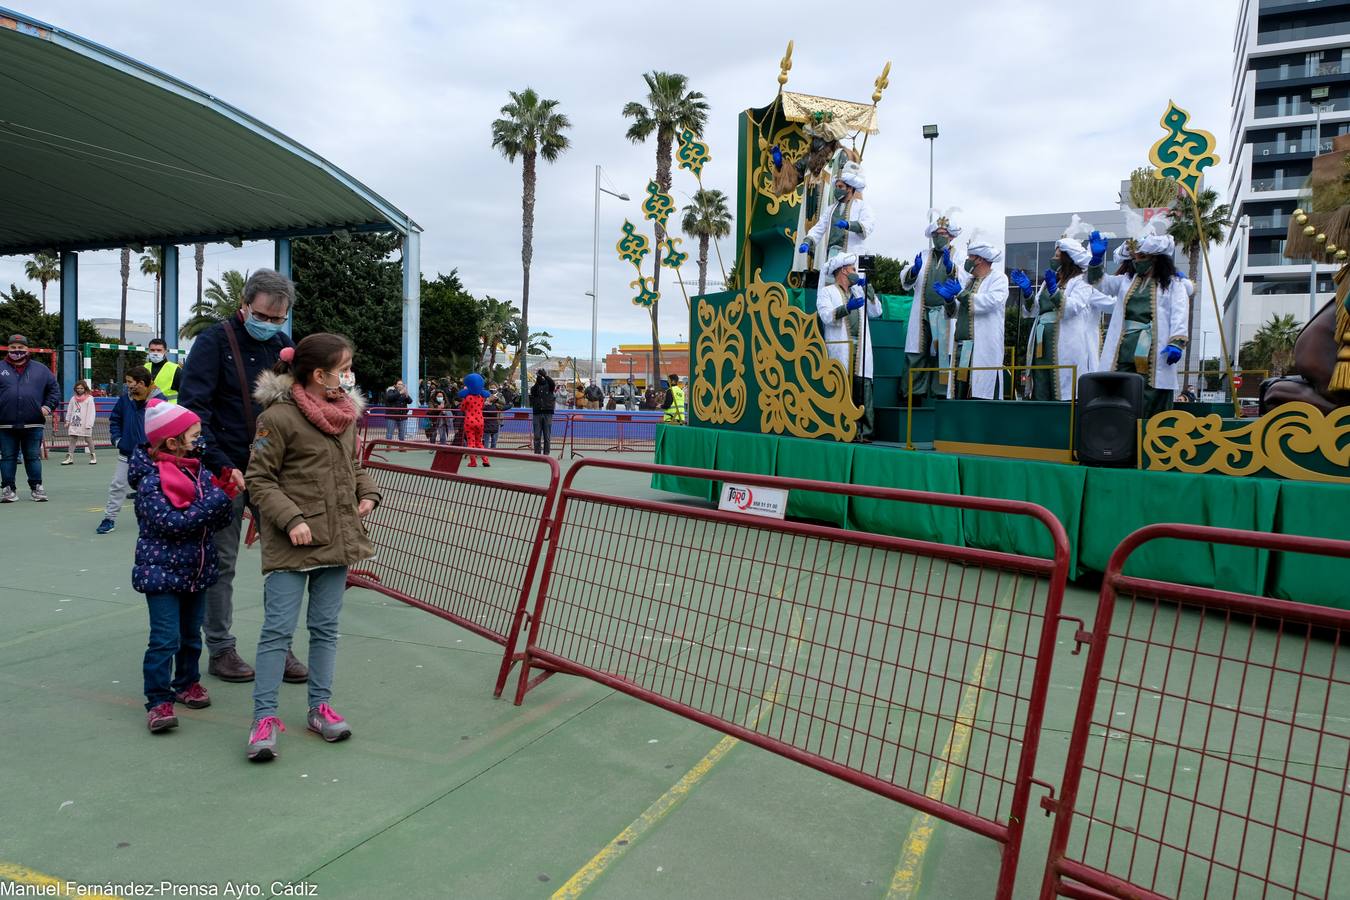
[208,648,255,683]
[283,650,309,684]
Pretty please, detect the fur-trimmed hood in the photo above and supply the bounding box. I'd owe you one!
[252,369,367,416]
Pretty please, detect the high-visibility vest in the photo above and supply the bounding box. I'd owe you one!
[663,385,686,423]
[152,361,179,403]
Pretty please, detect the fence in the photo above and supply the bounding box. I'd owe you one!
[513,458,1072,899]
[346,440,560,696]
[559,412,662,458]
[1040,524,1350,900]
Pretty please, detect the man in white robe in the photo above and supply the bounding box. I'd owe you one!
[901,216,963,401]
[802,163,875,273]
[949,242,1010,399]
[817,252,883,441]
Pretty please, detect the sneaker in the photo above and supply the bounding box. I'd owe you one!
[208,648,255,683]
[61,456,74,466]
[282,650,309,684]
[146,702,178,733]
[482,458,491,467]
[307,703,352,743]
[1,486,16,503]
[30,485,47,502]
[467,459,477,468]
[89,455,97,465]
[247,716,285,761]
[96,518,116,535]
[174,683,211,709]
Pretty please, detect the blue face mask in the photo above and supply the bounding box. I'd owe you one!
[243,311,283,342]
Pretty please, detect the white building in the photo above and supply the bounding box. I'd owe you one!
[1225,0,1350,356]
[91,318,157,347]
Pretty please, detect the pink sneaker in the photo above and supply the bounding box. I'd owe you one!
[174,683,211,709]
[307,703,352,742]
[247,715,285,762]
[146,702,178,733]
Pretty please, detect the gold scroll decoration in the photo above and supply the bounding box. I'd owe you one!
[745,271,858,441]
[692,294,746,425]
[753,124,810,217]
[779,92,878,134]
[1143,402,1350,483]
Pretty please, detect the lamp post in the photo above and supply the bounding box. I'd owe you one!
[592,165,630,394]
[1233,214,1249,370]
[1310,89,1329,322]
[922,124,939,209]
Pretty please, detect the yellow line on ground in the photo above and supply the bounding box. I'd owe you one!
[552,601,803,900]
[0,861,119,898]
[885,580,1017,900]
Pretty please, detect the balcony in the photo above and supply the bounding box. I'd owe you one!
[1256,60,1350,85]
[1247,252,1301,266]
[1251,177,1307,192]
[1254,95,1350,118]
[1245,212,1291,229]
[1258,21,1350,45]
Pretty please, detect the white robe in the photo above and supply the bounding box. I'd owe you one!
[817,282,883,379]
[952,268,1009,399]
[901,248,965,355]
[1096,275,1190,391]
[806,196,875,269]
[1024,274,1115,400]
[790,150,854,275]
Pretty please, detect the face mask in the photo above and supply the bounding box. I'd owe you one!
[846,272,861,286]
[184,435,207,458]
[339,371,356,390]
[243,310,283,342]
[932,235,950,251]
[1133,259,1154,276]
[8,350,28,362]
[833,187,848,202]
[1049,260,1062,273]
[963,259,976,274]
[147,352,165,364]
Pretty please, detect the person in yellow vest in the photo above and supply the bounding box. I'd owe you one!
[146,337,181,404]
[662,374,686,424]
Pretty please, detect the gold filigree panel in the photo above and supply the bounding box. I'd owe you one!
[752,125,809,217]
[692,295,747,425]
[1144,402,1350,483]
[745,272,858,441]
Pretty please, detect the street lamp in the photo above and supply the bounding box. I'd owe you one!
[592,165,630,393]
[1233,214,1249,371]
[1309,87,1330,322]
[922,124,939,210]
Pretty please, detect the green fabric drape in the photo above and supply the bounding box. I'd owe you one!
[958,456,1085,573]
[715,429,780,478]
[775,435,853,527]
[849,445,963,546]
[1268,481,1350,610]
[651,425,719,501]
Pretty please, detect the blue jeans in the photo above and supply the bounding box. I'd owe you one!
[253,566,347,721]
[0,427,44,490]
[384,417,406,440]
[143,590,205,709]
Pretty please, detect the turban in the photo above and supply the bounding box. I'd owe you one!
[1138,233,1176,256]
[840,164,866,191]
[823,252,857,277]
[1056,239,1091,269]
[966,242,1002,263]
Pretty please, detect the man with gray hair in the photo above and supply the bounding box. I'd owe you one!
[179,268,307,684]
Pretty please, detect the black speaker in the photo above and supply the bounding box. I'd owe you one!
[1076,372,1144,466]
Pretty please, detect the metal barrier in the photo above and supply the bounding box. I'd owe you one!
[515,458,1072,899]
[560,412,662,458]
[346,439,561,696]
[45,405,115,452]
[360,408,563,457]
[1040,524,1350,900]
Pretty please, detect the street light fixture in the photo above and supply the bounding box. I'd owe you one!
[922,124,939,210]
[593,165,630,393]
[1309,87,1330,322]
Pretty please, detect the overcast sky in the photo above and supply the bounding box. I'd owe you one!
[1,0,1238,360]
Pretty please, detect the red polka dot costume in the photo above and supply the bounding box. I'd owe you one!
[457,373,490,467]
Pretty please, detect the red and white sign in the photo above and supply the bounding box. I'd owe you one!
[718,483,788,520]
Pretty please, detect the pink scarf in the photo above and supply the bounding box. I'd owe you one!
[153,452,201,510]
[290,384,358,436]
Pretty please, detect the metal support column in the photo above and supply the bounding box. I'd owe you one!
[159,244,179,346]
[275,238,293,337]
[60,251,78,399]
[401,229,421,402]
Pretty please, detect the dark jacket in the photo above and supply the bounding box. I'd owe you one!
[127,448,235,595]
[383,387,412,416]
[0,358,60,428]
[108,389,164,457]
[178,313,293,475]
[484,395,505,434]
[529,374,556,414]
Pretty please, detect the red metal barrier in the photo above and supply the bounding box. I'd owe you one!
[347,439,560,696]
[359,408,558,456]
[1040,524,1350,900]
[515,458,1072,899]
[560,412,662,458]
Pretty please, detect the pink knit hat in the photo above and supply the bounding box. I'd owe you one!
[144,399,200,447]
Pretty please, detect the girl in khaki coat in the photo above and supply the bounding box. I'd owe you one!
[243,334,380,762]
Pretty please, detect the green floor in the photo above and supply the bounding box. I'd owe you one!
[0,449,1340,898]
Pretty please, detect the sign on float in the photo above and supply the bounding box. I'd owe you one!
[718,483,788,519]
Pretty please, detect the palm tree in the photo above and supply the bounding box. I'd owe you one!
[194,244,205,322]
[623,71,710,385]
[680,189,732,296]
[491,88,572,402]
[179,270,246,340]
[477,296,519,371]
[502,318,553,376]
[119,248,131,344]
[1241,313,1301,376]
[23,251,60,314]
[1168,188,1231,373]
[139,249,163,335]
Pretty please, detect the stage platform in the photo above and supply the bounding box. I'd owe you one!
[652,424,1350,609]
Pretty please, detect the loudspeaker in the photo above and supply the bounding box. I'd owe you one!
[1076,372,1144,466]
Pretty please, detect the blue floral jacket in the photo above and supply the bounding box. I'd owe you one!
[127,448,234,594]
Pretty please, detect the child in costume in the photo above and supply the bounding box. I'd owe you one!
[457,372,491,467]
[129,400,239,732]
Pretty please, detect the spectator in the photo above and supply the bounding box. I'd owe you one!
[145,337,182,403]
[245,335,379,761]
[618,378,637,411]
[129,401,238,733]
[382,380,412,440]
[642,386,659,410]
[529,368,556,455]
[97,368,162,533]
[662,374,687,424]
[178,268,303,685]
[484,385,505,449]
[0,334,59,503]
[500,381,519,410]
[426,389,449,443]
[584,379,604,409]
[62,380,98,466]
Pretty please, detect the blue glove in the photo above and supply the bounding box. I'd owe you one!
[771,145,783,170]
[846,295,866,311]
[934,278,962,301]
[1043,269,1059,296]
[913,252,923,272]
[855,274,867,288]
[798,241,810,254]
[1089,230,1108,266]
[941,247,954,274]
[1162,344,1183,365]
[1010,269,1033,295]
[834,218,849,230]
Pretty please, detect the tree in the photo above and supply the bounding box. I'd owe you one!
[180,270,246,340]
[420,271,481,380]
[623,71,709,384]
[680,188,732,296]
[118,248,131,344]
[23,252,60,315]
[1126,166,1180,209]
[869,255,909,296]
[0,284,128,388]
[477,295,518,371]
[491,87,572,405]
[1240,313,1301,376]
[1168,187,1231,374]
[292,233,403,394]
[502,318,552,377]
[193,244,205,323]
[140,248,163,335]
